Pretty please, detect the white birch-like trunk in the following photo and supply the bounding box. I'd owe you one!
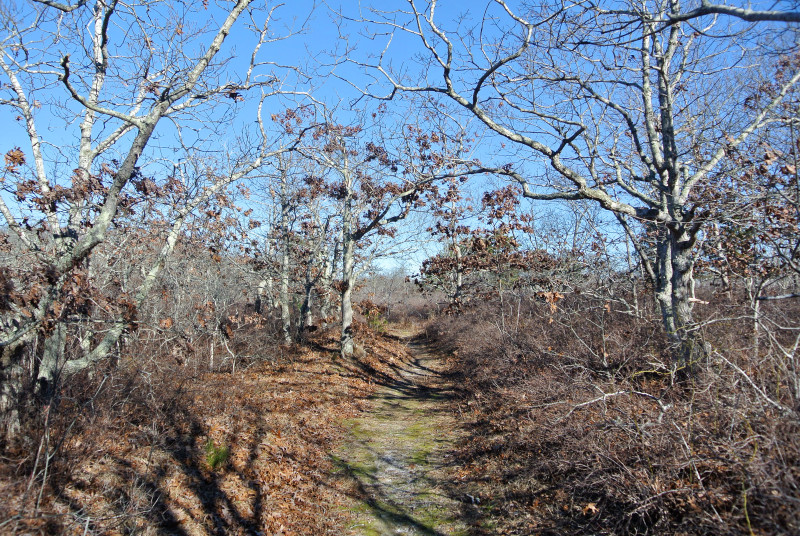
[319,232,341,327]
[340,152,356,357]
[278,164,293,345]
[298,263,314,334]
[255,278,269,314]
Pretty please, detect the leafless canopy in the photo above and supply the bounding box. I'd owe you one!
[344,0,800,364]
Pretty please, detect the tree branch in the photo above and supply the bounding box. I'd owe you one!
[31,0,87,13]
[668,2,800,24]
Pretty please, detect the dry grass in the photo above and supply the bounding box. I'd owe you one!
[0,322,416,535]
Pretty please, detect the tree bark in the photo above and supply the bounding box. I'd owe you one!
[319,233,340,328]
[1,340,27,444]
[652,222,703,370]
[298,264,314,335]
[278,165,293,345]
[279,247,292,345]
[452,241,464,306]
[255,278,269,314]
[37,323,67,401]
[340,230,356,357]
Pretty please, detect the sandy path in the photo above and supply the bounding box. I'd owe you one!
[333,333,469,536]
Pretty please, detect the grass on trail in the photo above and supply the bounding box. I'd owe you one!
[332,329,471,536]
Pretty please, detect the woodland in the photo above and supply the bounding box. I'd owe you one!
[1,1,799,534]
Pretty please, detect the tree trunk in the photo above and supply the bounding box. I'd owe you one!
[255,278,268,314]
[654,224,703,370]
[298,262,314,336]
[1,339,27,443]
[339,151,356,358]
[278,165,292,345]
[340,233,355,357]
[452,241,464,306]
[280,245,292,344]
[319,233,341,328]
[37,323,67,401]
[620,213,703,370]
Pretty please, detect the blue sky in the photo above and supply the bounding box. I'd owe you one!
[1,0,796,274]
[0,0,486,273]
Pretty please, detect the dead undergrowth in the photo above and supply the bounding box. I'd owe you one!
[428,294,800,535]
[0,322,417,535]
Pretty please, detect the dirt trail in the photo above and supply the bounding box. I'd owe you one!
[333,331,469,536]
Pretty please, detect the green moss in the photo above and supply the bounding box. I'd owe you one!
[410,442,434,465]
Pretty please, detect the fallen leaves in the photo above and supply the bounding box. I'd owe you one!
[2,326,416,535]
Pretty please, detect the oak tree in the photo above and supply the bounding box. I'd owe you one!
[352,0,800,367]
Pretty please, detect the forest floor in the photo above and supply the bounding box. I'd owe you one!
[333,328,470,535]
[1,323,476,535]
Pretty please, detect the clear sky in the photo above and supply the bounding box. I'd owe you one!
[1,0,796,274]
[0,0,461,176]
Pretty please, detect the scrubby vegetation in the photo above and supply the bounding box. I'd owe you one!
[427,285,800,534]
[0,318,421,534]
[2,1,799,534]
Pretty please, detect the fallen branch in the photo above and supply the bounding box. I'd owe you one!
[556,389,672,422]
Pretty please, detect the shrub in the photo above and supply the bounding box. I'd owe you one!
[429,287,800,535]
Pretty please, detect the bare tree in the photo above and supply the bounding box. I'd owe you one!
[295,106,453,356]
[0,0,307,439]
[350,0,800,368]
[302,122,407,356]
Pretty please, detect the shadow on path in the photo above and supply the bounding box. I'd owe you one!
[334,334,470,536]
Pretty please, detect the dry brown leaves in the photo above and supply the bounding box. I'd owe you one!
[1,324,416,535]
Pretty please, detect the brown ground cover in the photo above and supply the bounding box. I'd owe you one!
[0,322,417,535]
[427,295,800,535]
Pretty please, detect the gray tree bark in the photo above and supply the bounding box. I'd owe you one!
[355,0,800,368]
[279,189,293,345]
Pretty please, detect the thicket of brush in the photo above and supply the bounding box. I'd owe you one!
[0,237,401,534]
[429,281,800,534]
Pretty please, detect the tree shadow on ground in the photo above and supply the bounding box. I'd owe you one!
[8,342,380,535]
[3,328,468,535]
[328,334,473,535]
